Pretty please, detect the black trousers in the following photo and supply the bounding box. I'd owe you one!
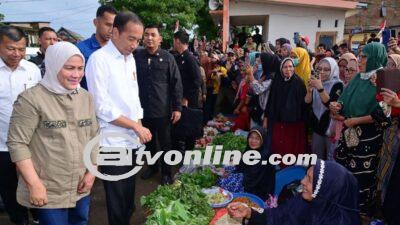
[99,151,137,225]
[204,90,218,124]
[142,117,172,176]
[171,122,196,154]
[0,152,29,224]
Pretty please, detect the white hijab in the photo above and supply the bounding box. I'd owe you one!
[40,41,85,95]
[312,57,342,120]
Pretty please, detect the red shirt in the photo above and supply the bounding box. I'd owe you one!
[376,92,400,116]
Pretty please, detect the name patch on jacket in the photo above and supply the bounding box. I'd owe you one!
[78,119,92,127]
[43,120,67,129]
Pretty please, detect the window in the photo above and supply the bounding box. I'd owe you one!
[318,20,321,28]
[335,20,338,28]
[316,32,337,50]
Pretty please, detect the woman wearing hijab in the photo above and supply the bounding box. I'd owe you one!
[227,160,361,225]
[330,42,391,218]
[264,58,307,166]
[344,58,359,86]
[204,53,227,122]
[249,52,263,80]
[248,52,281,127]
[232,58,250,131]
[238,127,275,201]
[338,53,358,85]
[7,42,99,225]
[376,54,400,208]
[381,88,400,225]
[380,88,400,225]
[386,53,400,69]
[305,57,343,160]
[280,43,292,59]
[291,47,311,84]
[275,38,290,55]
[220,127,275,200]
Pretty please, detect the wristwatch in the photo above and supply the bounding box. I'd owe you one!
[317,88,324,93]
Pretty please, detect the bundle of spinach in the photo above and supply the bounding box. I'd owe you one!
[211,132,247,152]
[141,179,214,225]
[144,200,211,225]
[178,167,217,189]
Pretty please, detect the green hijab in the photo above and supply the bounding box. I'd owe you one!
[338,42,388,118]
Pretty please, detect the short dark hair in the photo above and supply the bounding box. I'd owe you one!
[113,11,143,32]
[0,26,27,44]
[339,43,348,49]
[96,5,117,18]
[317,43,326,50]
[173,30,189,45]
[144,24,161,34]
[38,27,56,38]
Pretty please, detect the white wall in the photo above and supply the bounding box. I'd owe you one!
[230,0,346,50]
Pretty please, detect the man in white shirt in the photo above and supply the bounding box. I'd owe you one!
[0,26,41,225]
[85,11,151,225]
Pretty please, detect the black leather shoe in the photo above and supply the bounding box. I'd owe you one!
[140,168,158,180]
[161,175,172,185]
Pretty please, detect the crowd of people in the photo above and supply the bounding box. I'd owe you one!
[0,4,400,225]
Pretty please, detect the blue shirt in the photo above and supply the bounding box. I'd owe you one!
[76,34,101,90]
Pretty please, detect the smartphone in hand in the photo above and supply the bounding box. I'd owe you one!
[376,69,400,93]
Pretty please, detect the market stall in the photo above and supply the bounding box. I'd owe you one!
[141,127,267,225]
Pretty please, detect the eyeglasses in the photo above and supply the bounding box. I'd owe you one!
[358,54,367,61]
[345,68,357,73]
[387,62,397,68]
[316,67,331,73]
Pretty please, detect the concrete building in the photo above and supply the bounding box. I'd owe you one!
[57,27,84,44]
[210,0,358,51]
[2,21,50,47]
[346,0,400,34]
[344,0,400,48]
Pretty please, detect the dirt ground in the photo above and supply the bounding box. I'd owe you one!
[0,167,168,225]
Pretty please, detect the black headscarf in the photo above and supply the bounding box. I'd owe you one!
[276,38,290,46]
[237,127,275,201]
[260,52,281,80]
[265,58,307,122]
[249,160,361,225]
[309,160,361,225]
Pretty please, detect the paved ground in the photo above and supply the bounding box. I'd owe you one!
[0,167,169,225]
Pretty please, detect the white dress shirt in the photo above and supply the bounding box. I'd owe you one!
[0,58,41,152]
[85,40,143,148]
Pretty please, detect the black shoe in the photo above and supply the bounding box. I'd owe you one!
[140,168,158,180]
[161,175,172,185]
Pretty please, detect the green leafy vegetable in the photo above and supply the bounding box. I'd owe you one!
[211,132,247,152]
[141,172,215,225]
[178,167,217,189]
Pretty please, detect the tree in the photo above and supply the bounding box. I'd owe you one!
[0,14,4,26]
[194,0,219,41]
[100,0,206,47]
